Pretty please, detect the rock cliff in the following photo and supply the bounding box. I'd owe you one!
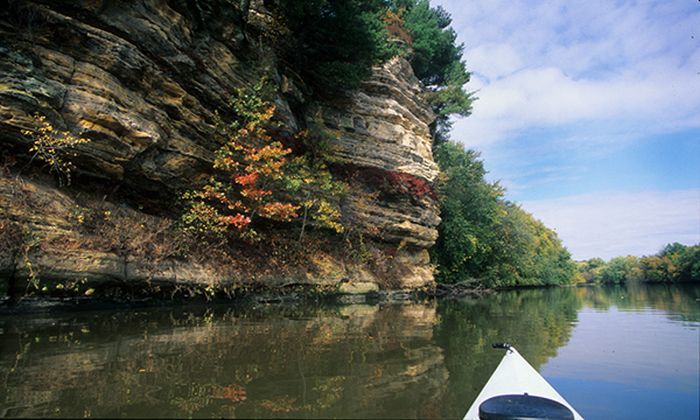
[0,0,440,298]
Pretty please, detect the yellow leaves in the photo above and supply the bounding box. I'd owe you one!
[22,113,92,186]
[182,83,348,241]
[307,199,344,233]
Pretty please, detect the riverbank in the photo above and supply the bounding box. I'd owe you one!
[0,280,493,315]
[0,172,438,302]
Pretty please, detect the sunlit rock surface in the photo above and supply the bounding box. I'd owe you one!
[0,1,440,292]
[307,57,438,183]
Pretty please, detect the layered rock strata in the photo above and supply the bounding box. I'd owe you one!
[0,0,441,295]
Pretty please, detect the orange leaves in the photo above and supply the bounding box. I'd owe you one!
[212,384,247,403]
[202,184,231,204]
[383,9,413,46]
[257,202,299,221]
[234,172,259,187]
[219,214,251,229]
[240,186,271,201]
[182,86,301,240]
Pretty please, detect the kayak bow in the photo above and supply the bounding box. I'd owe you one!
[463,344,584,420]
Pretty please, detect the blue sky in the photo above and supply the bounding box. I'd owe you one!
[432,0,700,260]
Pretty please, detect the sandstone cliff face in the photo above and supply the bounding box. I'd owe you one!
[0,1,440,295]
[306,57,441,288]
[307,57,440,248]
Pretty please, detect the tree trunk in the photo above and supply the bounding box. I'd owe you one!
[298,205,309,241]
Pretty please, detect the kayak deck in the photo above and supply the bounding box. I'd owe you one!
[463,346,583,420]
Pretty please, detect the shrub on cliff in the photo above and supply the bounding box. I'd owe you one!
[181,83,346,241]
[20,114,90,186]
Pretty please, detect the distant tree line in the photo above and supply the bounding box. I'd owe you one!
[577,243,700,284]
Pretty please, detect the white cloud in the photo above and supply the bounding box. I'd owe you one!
[429,0,700,259]
[521,189,700,260]
[467,43,523,79]
[433,0,700,148]
[454,63,700,148]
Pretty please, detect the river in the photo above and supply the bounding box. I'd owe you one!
[1,284,698,419]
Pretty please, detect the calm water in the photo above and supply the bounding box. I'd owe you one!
[1,284,698,419]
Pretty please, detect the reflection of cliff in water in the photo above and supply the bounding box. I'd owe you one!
[0,303,448,418]
[435,287,582,418]
[6,285,688,418]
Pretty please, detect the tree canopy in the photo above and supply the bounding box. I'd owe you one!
[393,0,474,141]
[275,0,474,130]
[275,0,398,95]
[431,141,576,287]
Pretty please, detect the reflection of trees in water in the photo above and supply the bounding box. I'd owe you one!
[578,283,700,323]
[434,283,700,419]
[2,285,696,418]
[0,303,448,418]
[434,287,582,418]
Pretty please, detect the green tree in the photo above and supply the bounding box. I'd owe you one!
[639,243,700,283]
[285,153,346,241]
[397,0,474,143]
[577,258,605,283]
[598,256,632,284]
[431,141,502,283]
[676,245,700,282]
[485,202,574,287]
[431,141,575,287]
[400,0,460,86]
[275,0,397,95]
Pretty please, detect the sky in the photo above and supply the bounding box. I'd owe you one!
[431,0,700,260]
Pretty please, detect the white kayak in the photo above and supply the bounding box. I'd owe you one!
[464,344,584,420]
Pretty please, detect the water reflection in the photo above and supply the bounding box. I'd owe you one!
[541,284,700,420]
[1,304,448,418]
[575,283,700,323]
[1,284,698,419]
[435,287,582,417]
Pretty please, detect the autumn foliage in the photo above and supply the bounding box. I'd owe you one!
[182,89,297,239]
[182,83,345,241]
[383,9,412,47]
[384,170,436,200]
[21,114,90,186]
[336,164,436,202]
